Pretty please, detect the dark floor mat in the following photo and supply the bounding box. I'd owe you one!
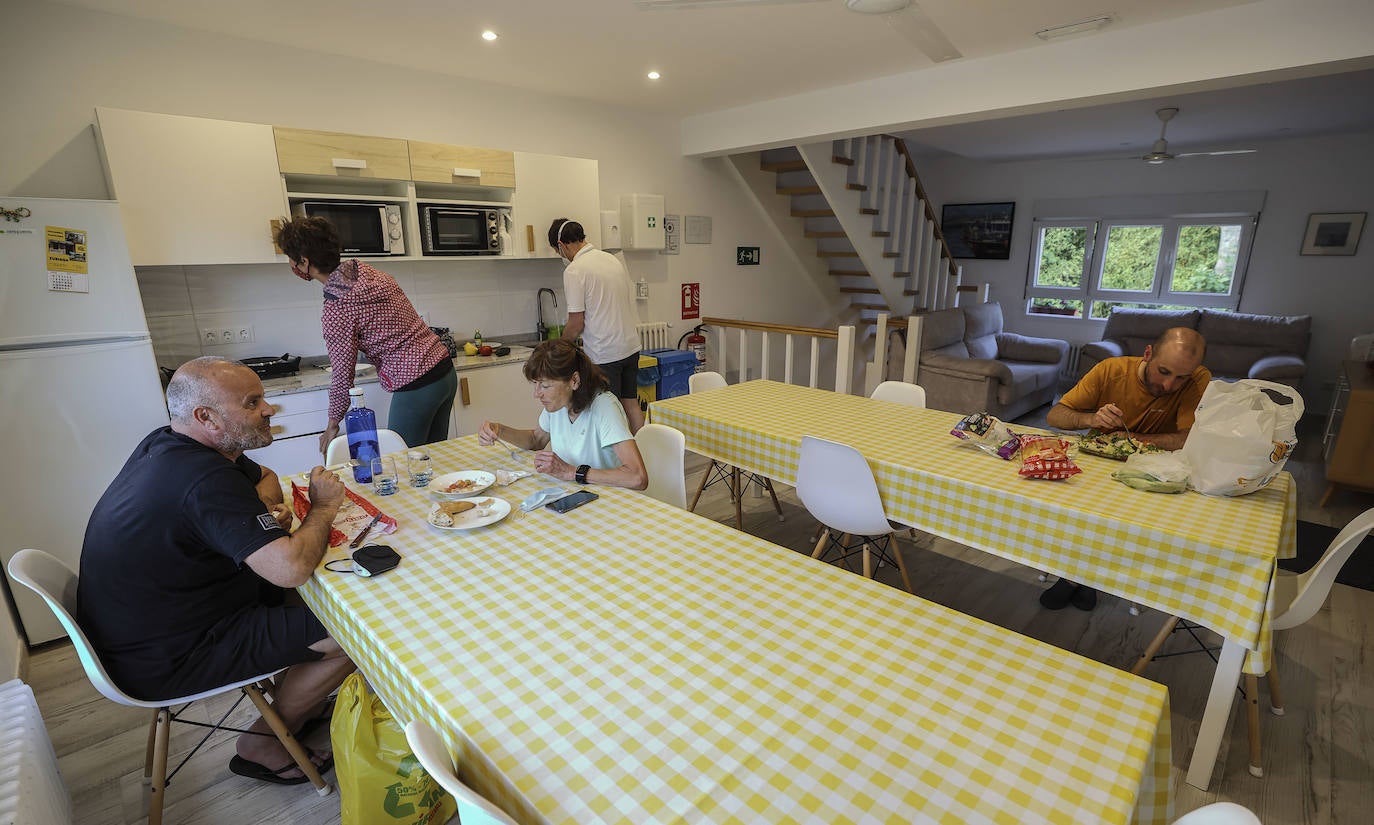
[1278,521,1374,592]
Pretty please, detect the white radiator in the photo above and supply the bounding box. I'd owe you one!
[637,322,671,350]
[0,680,71,825]
[1060,342,1085,379]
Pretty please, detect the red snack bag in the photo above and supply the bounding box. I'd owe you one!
[291,482,398,547]
[1017,435,1082,480]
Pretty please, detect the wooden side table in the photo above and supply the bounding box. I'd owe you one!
[1322,360,1374,506]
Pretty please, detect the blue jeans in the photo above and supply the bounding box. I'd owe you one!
[387,364,457,447]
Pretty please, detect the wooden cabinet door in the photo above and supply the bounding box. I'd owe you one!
[452,362,532,437]
[273,127,411,180]
[510,151,600,258]
[96,108,287,265]
[408,141,515,188]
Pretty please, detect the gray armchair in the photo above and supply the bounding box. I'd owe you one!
[915,302,1069,421]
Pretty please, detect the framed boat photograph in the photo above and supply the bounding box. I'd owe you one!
[941,201,1016,259]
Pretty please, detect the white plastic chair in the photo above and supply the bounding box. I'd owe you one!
[685,371,784,529]
[325,428,408,466]
[7,549,330,825]
[870,380,926,408]
[404,720,518,825]
[1172,802,1262,825]
[636,423,687,509]
[1133,507,1374,778]
[796,436,913,593]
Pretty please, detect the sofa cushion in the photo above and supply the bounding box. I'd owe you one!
[920,307,970,358]
[998,361,1060,406]
[1249,354,1307,381]
[1104,307,1201,342]
[963,301,1003,359]
[1197,310,1311,354]
[997,332,1068,365]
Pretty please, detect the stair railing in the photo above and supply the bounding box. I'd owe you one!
[700,317,857,394]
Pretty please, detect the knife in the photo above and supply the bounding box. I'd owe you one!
[349,513,383,548]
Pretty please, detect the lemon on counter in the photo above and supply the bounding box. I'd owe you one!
[463,342,478,356]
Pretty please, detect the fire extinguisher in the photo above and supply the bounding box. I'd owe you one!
[679,325,708,373]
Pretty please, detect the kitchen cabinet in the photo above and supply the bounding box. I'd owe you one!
[248,381,389,477]
[452,361,532,437]
[1322,360,1374,505]
[511,151,600,258]
[95,107,288,266]
[273,127,411,181]
[408,141,515,189]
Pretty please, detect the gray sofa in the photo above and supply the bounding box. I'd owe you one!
[916,302,1069,421]
[1079,308,1310,387]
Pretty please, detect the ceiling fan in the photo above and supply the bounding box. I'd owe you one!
[1139,107,1257,164]
[633,0,962,63]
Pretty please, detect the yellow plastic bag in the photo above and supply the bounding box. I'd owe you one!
[331,673,457,825]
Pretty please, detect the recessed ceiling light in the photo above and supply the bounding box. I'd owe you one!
[647,71,661,80]
[1034,15,1113,41]
[481,30,498,41]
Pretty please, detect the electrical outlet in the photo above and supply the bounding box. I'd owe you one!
[202,328,218,346]
[237,326,254,343]
[220,329,234,345]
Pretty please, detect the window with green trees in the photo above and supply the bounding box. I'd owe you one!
[1026,215,1254,320]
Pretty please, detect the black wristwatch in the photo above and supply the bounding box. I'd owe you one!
[575,464,591,484]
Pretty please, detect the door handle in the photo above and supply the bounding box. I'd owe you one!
[460,376,471,407]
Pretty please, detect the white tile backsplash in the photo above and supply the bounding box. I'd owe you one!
[136,257,565,366]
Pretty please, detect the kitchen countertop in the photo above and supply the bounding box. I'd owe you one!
[261,346,534,397]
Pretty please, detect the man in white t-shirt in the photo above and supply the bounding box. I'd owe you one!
[549,218,644,432]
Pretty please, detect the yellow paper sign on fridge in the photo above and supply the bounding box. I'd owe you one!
[45,225,89,274]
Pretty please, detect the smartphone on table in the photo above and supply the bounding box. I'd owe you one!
[546,490,599,513]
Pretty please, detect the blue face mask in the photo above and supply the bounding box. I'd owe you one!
[520,486,572,512]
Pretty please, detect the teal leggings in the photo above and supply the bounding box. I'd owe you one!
[387,366,457,448]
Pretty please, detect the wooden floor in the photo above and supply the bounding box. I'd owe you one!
[25,414,1374,824]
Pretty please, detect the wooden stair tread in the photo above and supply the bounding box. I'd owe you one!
[852,302,889,310]
[778,185,821,195]
[792,209,834,217]
[804,231,847,238]
[839,287,880,294]
[882,252,900,258]
[904,289,920,296]
[846,183,867,192]
[871,231,891,238]
[892,271,910,277]
[829,269,868,276]
[832,155,854,166]
[761,159,808,172]
[859,208,879,215]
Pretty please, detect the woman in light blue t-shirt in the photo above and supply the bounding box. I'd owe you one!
[478,340,648,490]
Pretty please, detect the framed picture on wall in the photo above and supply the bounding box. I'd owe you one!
[1300,212,1365,256]
[941,202,1016,259]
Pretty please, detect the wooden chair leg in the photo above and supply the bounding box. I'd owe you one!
[862,543,873,579]
[1266,666,1285,716]
[143,707,160,785]
[1131,616,1181,676]
[1245,673,1263,777]
[1319,483,1338,508]
[890,538,914,594]
[762,477,785,522]
[688,462,712,512]
[812,528,830,559]
[243,685,330,794]
[147,707,171,825]
[731,467,743,530]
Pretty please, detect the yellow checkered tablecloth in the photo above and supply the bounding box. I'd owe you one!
[295,436,1171,825]
[650,380,1297,675]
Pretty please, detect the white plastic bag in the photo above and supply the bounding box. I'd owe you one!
[1181,379,1303,496]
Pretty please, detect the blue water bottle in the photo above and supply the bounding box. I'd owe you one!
[344,387,380,483]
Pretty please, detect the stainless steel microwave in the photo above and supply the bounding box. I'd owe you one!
[419,204,506,256]
[291,201,405,256]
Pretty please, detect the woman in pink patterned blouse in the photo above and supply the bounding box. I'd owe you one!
[274,217,456,453]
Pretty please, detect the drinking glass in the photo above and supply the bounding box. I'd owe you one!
[370,456,399,496]
[407,450,433,488]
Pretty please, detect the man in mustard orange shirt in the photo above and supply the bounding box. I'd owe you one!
[1040,326,1210,610]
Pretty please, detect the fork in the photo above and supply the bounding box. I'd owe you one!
[1120,428,1142,452]
[492,436,524,461]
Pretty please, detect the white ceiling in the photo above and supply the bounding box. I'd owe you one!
[54,0,1374,159]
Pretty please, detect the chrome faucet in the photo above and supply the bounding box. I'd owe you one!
[536,288,559,340]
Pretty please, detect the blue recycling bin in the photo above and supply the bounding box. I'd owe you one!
[645,348,698,400]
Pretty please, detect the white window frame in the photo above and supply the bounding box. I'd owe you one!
[1026,213,1257,319]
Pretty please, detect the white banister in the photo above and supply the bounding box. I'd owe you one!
[835,325,855,394]
[809,337,820,388]
[906,315,923,384]
[784,335,796,384]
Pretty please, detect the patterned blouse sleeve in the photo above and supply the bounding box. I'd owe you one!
[323,303,361,423]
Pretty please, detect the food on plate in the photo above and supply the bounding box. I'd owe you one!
[431,511,455,527]
[438,500,477,516]
[950,412,1021,460]
[1078,430,1162,460]
[442,478,479,493]
[1017,435,1082,480]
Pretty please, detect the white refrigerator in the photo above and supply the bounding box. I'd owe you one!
[0,197,170,645]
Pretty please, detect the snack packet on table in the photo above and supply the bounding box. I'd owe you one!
[1017,434,1082,480]
[291,482,398,547]
[950,412,1022,460]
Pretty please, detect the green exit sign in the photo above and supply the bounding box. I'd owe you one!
[737,246,760,265]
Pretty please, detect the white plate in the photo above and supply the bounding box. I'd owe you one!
[431,470,496,498]
[427,497,511,530]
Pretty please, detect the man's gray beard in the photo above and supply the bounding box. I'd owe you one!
[221,421,273,452]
